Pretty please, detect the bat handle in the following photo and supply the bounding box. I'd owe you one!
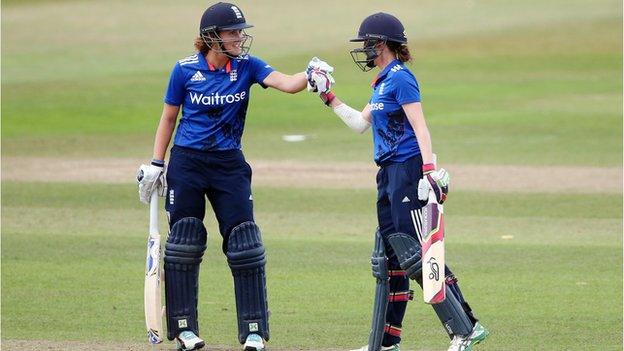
[149,192,159,235]
[427,153,439,205]
[427,188,437,204]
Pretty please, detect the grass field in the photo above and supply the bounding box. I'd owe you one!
[1,0,622,350]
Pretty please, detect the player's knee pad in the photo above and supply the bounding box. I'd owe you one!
[368,231,390,351]
[226,221,269,343]
[431,279,474,338]
[386,232,422,281]
[164,217,207,340]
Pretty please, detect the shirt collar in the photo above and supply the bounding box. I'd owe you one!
[371,59,401,87]
[199,53,234,73]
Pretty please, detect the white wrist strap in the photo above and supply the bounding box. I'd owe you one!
[333,103,371,133]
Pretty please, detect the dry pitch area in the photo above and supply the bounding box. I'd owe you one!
[2,157,622,194]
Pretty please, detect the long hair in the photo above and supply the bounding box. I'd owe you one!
[194,36,210,54]
[387,41,412,63]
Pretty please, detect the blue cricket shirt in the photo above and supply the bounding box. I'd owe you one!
[164,53,274,150]
[369,59,422,165]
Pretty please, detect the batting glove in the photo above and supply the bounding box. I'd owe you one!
[306,57,334,75]
[417,164,450,204]
[306,57,335,93]
[137,159,167,204]
[307,69,335,94]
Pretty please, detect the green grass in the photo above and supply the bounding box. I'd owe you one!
[1,0,622,165]
[1,183,622,350]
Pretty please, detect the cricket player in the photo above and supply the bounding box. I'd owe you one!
[307,12,489,351]
[136,2,332,350]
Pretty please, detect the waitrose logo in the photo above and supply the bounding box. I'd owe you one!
[189,91,247,105]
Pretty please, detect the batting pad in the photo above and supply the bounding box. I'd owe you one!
[164,217,207,340]
[386,232,423,281]
[226,221,270,343]
[368,230,390,351]
[431,284,474,337]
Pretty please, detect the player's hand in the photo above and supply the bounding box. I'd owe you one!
[307,70,335,94]
[417,166,449,204]
[137,161,167,204]
[306,57,334,75]
[306,57,335,93]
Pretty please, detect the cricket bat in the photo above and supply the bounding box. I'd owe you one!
[144,192,164,344]
[421,186,446,304]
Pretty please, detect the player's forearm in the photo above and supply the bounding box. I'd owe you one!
[152,114,177,161]
[266,71,307,94]
[413,126,434,165]
[281,72,307,93]
[152,120,175,161]
[404,103,434,165]
[409,114,434,165]
[328,96,343,109]
[333,103,371,134]
[323,95,371,134]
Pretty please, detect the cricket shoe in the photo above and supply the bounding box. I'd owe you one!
[448,322,489,351]
[349,344,400,351]
[176,330,205,350]
[243,333,265,351]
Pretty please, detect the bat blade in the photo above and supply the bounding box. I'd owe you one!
[421,193,446,304]
[144,192,164,344]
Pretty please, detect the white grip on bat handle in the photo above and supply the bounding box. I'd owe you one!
[427,188,437,204]
[427,153,438,204]
[149,192,159,235]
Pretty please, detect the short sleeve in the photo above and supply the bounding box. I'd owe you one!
[164,63,186,106]
[248,56,275,89]
[393,70,421,105]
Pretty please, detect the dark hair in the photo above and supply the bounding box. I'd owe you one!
[387,41,412,63]
[194,36,210,54]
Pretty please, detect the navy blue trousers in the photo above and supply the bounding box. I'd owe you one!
[376,156,475,346]
[165,146,254,252]
[376,156,422,346]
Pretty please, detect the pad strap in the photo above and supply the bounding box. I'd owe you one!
[388,290,414,302]
[388,270,407,277]
[384,324,402,337]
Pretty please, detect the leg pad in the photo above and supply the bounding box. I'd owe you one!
[386,232,422,280]
[387,232,473,337]
[226,221,269,343]
[368,231,389,351]
[432,284,474,337]
[164,217,207,340]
